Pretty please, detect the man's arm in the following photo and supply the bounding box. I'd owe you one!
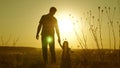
[55,20,61,44]
[36,24,41,40]
[55,22,60,39]
[36,16,43,40]
[55,22,63,49]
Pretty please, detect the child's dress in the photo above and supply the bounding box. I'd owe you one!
[60,41,71,68]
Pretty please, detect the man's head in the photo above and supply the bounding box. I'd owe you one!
[49,7,57,15]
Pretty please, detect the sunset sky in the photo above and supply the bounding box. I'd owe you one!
[0,0,120,49]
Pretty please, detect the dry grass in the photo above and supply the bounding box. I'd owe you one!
[0,47,119,68]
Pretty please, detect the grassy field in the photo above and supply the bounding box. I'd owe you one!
[0,46,119,68]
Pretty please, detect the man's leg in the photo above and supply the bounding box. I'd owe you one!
[42,36,48,63]
[49,36,56,63]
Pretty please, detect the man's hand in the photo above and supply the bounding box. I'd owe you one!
[58,38,61,44]
[36,34,39,40]
[58,38,63,49]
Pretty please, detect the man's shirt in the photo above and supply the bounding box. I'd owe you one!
[39,14,58,36]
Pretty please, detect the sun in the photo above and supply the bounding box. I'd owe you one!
[56,12,76,43]
[57,14,74,34]
[56,12,81,48]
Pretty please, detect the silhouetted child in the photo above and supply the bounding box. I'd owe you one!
[60,41,71,68]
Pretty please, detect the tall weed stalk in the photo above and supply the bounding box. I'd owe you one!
[88,10,100,49]
[105,7,116,49]
[98,7,104,49]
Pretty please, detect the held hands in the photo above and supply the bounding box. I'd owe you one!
[58,38,61,44]
[58,38,63,49]
[36,34,39,40]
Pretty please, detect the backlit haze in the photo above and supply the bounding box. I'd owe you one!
[0,0,120,49]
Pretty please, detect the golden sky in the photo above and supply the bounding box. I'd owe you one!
[0,0,120,49]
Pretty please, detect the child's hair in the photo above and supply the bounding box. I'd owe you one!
[63,41,69,49]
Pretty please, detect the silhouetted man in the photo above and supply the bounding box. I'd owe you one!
[36,7,61,64]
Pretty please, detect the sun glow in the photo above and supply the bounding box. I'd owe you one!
[57,12,77,45]
[56,12,81,48]
[58,14,74,34]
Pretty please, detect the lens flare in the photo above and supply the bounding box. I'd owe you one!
[47,36,53,43]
